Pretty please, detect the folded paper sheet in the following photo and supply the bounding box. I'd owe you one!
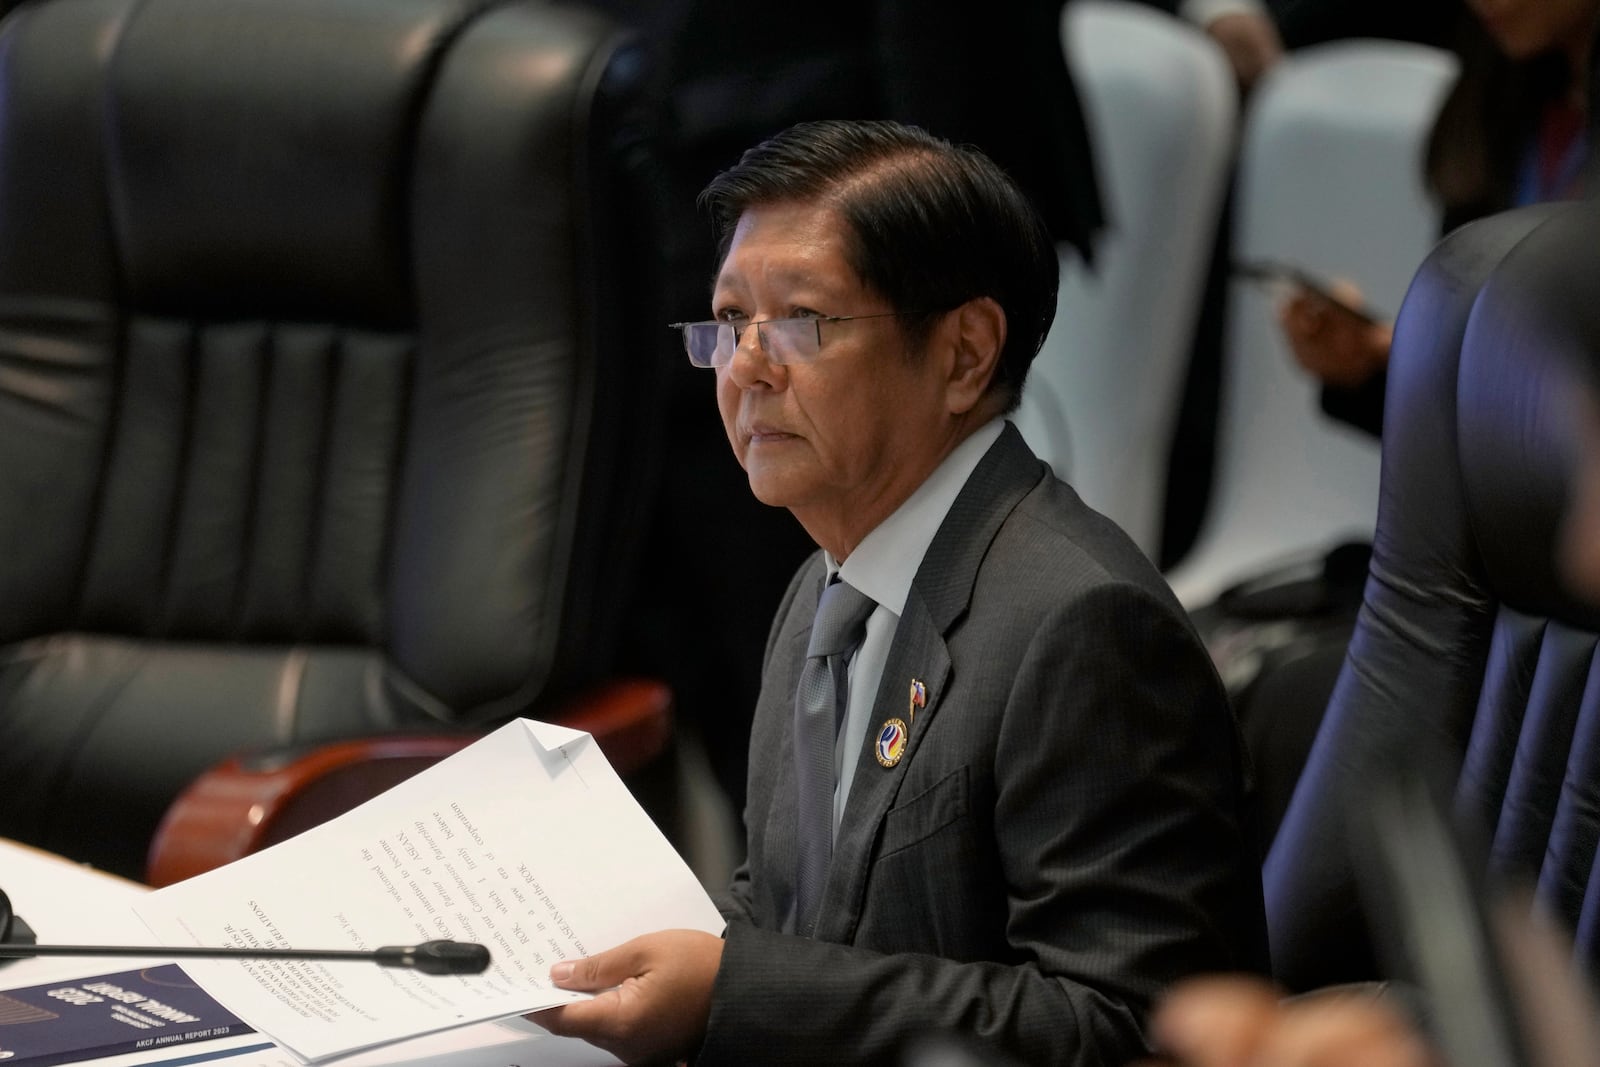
[134,720,723,1063]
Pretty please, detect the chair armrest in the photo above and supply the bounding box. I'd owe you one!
[145,678,673,887]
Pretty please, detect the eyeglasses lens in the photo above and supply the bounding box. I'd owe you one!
[761,319,818,364]
[684,324,729,367]
[682,317,827,367]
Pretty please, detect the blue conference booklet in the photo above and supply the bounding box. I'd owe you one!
[0,964,255,1066]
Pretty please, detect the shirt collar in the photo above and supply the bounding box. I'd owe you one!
[824,418,1005,616]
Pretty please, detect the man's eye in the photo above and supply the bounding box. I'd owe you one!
[716,310,748,326]
[791,308,824,320]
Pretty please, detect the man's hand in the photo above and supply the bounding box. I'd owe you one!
[1279,282,1394,390]
[1206,11,1283,92]
[1152,975,1437,1067]
[531,929,724,1066]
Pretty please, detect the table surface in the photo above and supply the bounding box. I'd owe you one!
[0,838,618,1065]
[1,838,160,986]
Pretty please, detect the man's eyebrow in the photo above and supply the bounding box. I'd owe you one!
[716,266,839,298]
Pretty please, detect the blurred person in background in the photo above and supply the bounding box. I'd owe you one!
[1282,0,1598,437]
[1138,0,1460,93]
[1135,0,1461,566]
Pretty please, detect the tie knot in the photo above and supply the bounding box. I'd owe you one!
[808,579,876,659]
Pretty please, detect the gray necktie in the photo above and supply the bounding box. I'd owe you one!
[792,577,876,937]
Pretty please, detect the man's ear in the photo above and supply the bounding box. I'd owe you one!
[945,296,1007,416]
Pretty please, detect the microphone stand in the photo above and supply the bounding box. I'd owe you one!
[1,885,489,975]
[0,940,492,975]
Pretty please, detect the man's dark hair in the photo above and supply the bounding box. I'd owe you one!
[700,119,1059,412]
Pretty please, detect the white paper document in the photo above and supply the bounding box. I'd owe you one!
[132,719,724,1064]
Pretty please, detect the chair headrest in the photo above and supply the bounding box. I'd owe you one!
[1455,204,1600,627]
[103,0,490,326]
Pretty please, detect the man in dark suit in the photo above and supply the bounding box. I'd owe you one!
[538,119,1265,1065]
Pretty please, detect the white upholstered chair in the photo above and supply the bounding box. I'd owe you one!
[1166,40,1457,605]
[1014,0,1237,558]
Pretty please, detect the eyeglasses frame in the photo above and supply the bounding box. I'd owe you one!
[667,310,932,367]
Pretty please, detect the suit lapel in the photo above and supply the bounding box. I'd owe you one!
[813,424,1046,943]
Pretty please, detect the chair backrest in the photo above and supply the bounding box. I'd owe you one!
[1013,0,1236,558]
[1165,40,1457,605]
[0,0,664,878]
[1262,201,1600,991]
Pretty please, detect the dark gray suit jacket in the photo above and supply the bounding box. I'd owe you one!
[701,425,1267,1065]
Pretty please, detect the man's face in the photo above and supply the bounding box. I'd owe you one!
[712,199,967,559]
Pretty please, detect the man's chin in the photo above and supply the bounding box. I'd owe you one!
[746,480,794,509]
[743,466,808,511]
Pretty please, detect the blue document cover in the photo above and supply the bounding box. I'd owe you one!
[0,964,254,1066]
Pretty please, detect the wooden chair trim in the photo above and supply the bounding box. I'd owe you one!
[146,678,672,887]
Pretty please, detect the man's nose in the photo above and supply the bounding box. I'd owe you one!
[734,318,769,356]
[724,323,782,387]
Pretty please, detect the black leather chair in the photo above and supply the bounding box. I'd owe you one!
[1262,201,1600,991]
[0,0,671,882]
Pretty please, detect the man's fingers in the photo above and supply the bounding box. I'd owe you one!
[527,1004,573,1038]
[1281,293,1327,338]
[551,944,641,992]
[1326,279,1366,307]
[1257,997,1434,1067]
[532,990,623,1040]
[531,931,720,1063]
[1154,976,1281,1067]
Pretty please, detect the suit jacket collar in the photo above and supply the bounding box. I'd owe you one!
[905,422,1046,632]
[813,422,1046,942]
[832,418,1005,618]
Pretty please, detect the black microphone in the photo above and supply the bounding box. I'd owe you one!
[0,939,491,975]
[0,887,489,975]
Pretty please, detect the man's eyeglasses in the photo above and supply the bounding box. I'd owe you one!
[668,312,921,368]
